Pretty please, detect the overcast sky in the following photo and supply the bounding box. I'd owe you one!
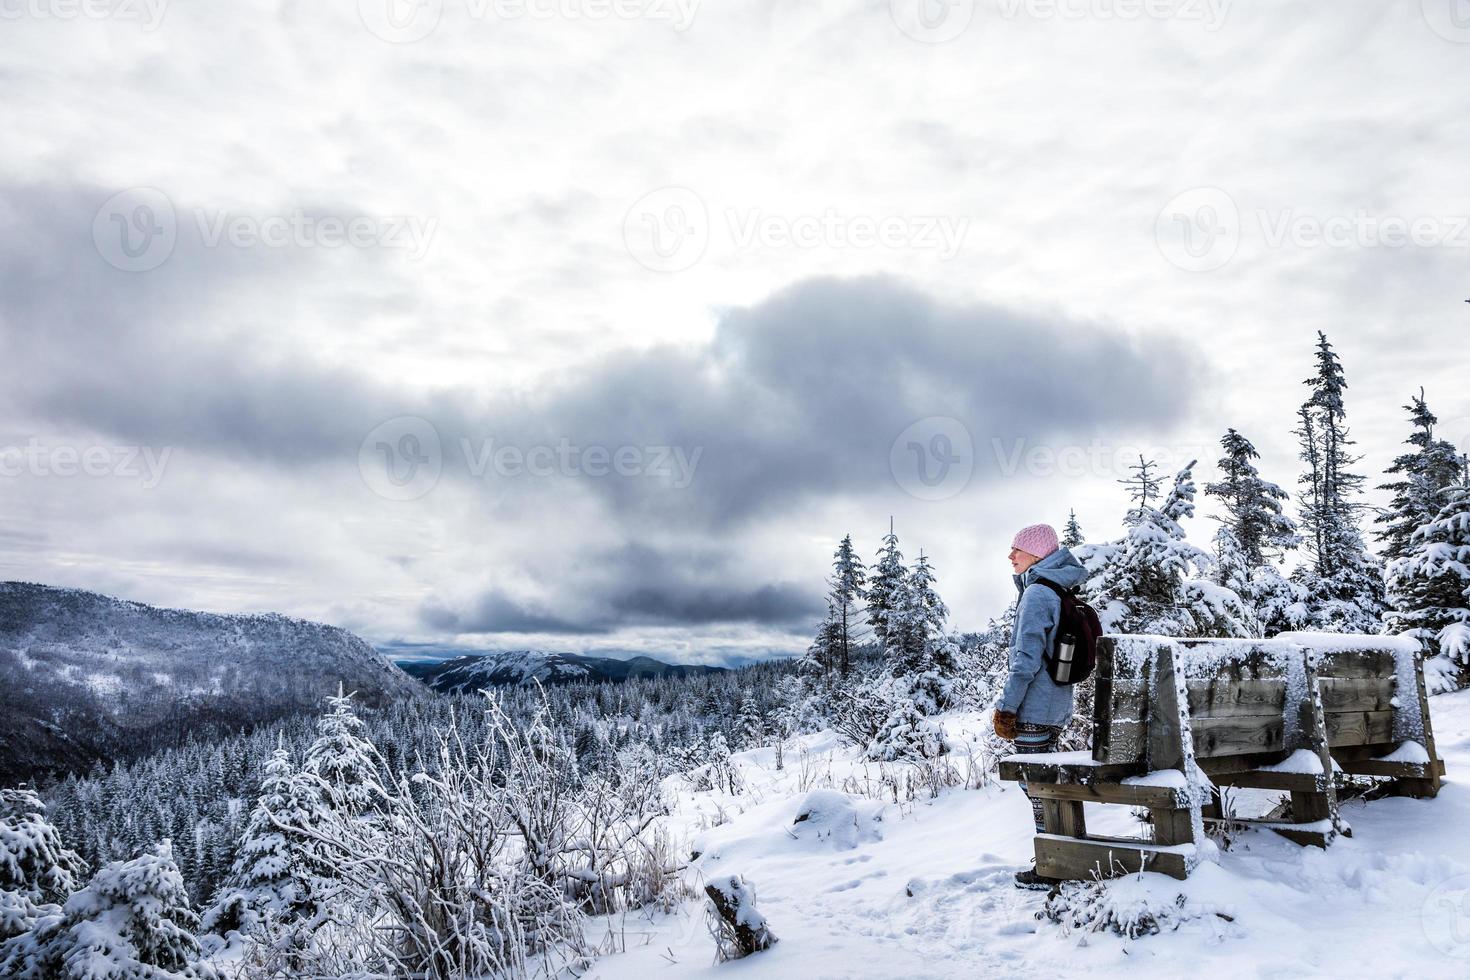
[2,0,1468,665]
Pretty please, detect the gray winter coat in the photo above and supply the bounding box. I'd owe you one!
[997,547,1087,727]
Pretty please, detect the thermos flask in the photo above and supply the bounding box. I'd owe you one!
[1055,633,1078,683]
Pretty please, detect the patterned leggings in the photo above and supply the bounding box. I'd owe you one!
[1015,722,1063,834]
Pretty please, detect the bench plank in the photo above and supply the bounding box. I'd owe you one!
[1191,716,1286,757]
[1025,780,1190,808]
[1324,710,1394,748]
[1034,834,1192,882]
[1318,677,1396,713]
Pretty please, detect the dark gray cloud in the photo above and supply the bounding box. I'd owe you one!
[420,589,609,635]
[0,181,455,463]
[417,541,825,636]
[528,276,1205,525]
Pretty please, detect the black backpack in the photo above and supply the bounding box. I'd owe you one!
[1028,579,1102,686]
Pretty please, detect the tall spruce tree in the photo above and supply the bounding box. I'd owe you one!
[1204,429,1298,566]
[1375,389,1464,562]
[1292,332,1385,632]
[304,687,385,815]
[867,519,906,649]
[828,534,867,674]
[201,741,329,940]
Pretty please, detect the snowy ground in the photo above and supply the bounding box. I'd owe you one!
[583,690,1470,979]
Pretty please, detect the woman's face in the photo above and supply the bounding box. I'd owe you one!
[1009,547,1041,576]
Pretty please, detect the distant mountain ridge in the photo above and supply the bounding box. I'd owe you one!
[399,649,725,693]
[0,581,424,782]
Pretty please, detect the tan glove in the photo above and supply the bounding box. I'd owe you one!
[993,710,1017,741]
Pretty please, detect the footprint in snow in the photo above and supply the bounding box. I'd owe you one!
[829,870,888,892]
[995,921,1035,936]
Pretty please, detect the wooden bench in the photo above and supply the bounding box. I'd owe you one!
[998,633,1446,882]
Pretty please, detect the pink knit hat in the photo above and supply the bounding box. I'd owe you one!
[1011,523,1059,559]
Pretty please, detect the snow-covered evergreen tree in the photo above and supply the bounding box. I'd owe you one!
[828,534,867,674]
[0,788,86,943]
[866,553,959,759]
[1375,389,1465,562]
[1060,509,1085,549]
[304,687,385,815]
[1210,526,1263,637]
[1,841,218,980]
[1292,333,1385,632]
[866,519,906,650]
[883,553,950,672]
[201,741,328,941]
[1204,428,1299,566]
[735,696,765,749]
[1080,461,1254,638]
[1250,562,1311,638]
[799,603,842,677]
[1385,485,1470,691]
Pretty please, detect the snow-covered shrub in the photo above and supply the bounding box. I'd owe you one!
[1040,874,1232,939]
[691,732,743,796]
[566,744,672,914]
[251,700,592,980]
[952,623,1011,711]
[829,673,897,749]
[1,841,218,980]
[866,696,949,762]
[614,824,694,915]
[790,790,885,850]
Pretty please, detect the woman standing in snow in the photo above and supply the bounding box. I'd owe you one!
[992,523,1087,889]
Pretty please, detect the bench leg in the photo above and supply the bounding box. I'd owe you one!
[1150,806,1195,846]
[1041,798,1087,838]
[1201,791,1224,821]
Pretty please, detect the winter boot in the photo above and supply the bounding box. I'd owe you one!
[1013,867,1062,891]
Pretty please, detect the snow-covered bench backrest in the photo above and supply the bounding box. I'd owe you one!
[1093,633,1427,769]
